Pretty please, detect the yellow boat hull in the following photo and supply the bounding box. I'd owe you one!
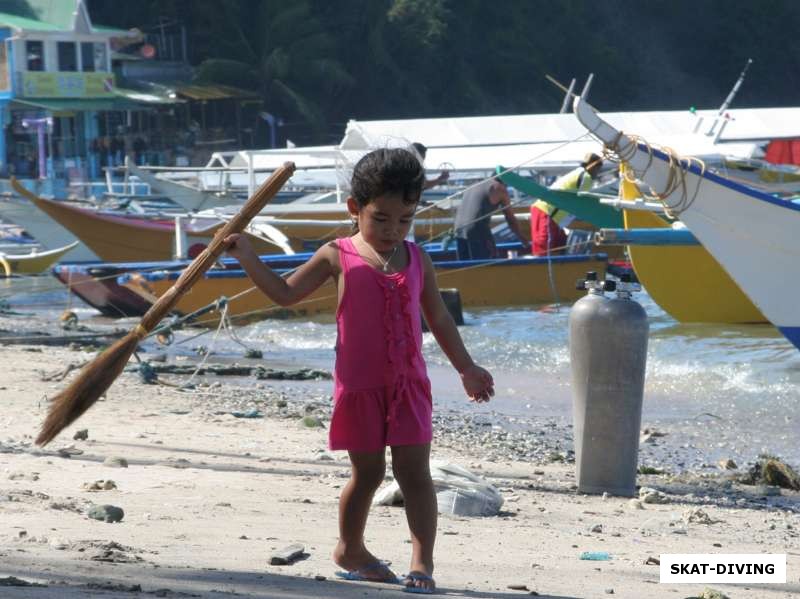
[0,241,79,276]
[624,210,766,323]
[122,255,607,325]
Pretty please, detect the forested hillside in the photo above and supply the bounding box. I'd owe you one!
[89,0,800,144]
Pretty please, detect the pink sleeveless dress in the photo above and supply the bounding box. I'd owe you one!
[329,237,433,452]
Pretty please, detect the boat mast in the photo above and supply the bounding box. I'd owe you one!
[706,58,753,139]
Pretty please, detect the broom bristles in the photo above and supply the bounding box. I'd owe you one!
[36,332,141,446]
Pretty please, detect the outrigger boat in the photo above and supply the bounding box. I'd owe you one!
[117,252,608,324]
[596,209,766,323]
[0,241,79,277]
[12,179,292,262]
[574,92,799,348]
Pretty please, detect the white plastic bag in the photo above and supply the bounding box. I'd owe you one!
[372,461,504,517]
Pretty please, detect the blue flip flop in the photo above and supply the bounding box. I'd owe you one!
[334,560,400,584]
[403,571,436,594]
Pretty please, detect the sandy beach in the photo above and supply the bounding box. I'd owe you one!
[1,328,799,599]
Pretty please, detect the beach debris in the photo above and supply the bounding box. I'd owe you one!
[300,415,324,428]
[82,479,117,491]
[8,471,38,481]
[644,556,660,566]
[103,456,128,468]
[160,457,191,468]
[718,458,737,470]
[138,361,158,384]
[57,445,83,457]
[0,576,46,587]
[604,589,614,594]
[48,537,69,550]
[739,457,800,490]
[86,582,142,592]
[124,362,331,380]
[73,428,89,440]
[579,551,611,561]
[254,366,331,381]
[40,360,90,382]
[59,310,79,330]
[269,543,306,565]
[639,487,669,504]
[685,589,730,599]
[375,461,504,517]
[683,507,719,525]
[640,428,666,444]
[80,541,143,563]
[87,504,124,523]
[637,465,665,475]
[231,409,263,418]
[507,583,529,591]
[588,524,603,533]
[2,330,126,348]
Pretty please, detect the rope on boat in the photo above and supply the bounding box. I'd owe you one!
[594,129,706,219]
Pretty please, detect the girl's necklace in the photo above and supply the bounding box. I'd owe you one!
[365,242,399,272]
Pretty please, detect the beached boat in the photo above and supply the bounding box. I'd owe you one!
[51,253,312,318]
[0,193,99,261]
[598,209,766,323]
[117,252,608,324]
[0,241,79,276]
[574,94,797,347]
[12,179,291,262]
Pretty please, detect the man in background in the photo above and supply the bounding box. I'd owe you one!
[530,152,602,256]
[454,176,528,260]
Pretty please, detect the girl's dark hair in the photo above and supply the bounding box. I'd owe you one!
[350,148,425,208]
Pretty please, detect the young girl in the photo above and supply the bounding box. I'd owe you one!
[225,148,494,594]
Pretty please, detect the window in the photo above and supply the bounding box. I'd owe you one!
[80,42,107,72]
[26,40,44,71]
[80,42,94,72]
[57,41,77,71]
[93,43,107,71]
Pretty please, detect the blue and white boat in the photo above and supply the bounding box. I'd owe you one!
[573,93,800,350]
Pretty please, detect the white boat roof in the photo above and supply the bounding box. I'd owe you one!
[340,106,800,150]
[197,106,800,181]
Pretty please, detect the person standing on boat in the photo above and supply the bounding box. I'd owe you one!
[530,152,602,256]
[412,142,449,190]
[453,176,528,260]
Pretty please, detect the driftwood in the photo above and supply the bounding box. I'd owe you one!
[268,544,306,565]
[124,362,331,380]
[0,330,127,347]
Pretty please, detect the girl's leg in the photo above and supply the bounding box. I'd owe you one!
[333,449,396,580]
[391,443,437,592]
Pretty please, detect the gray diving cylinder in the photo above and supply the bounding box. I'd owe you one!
[569,272,648,496]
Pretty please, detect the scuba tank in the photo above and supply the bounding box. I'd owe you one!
[569,272,649,496]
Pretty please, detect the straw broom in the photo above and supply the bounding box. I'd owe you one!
[33,162,296,446]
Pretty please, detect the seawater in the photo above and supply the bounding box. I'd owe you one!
[4,277,798,469]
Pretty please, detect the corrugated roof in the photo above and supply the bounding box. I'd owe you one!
[11,97,151,112]
[114,87,184,105]
[176,84,260,101]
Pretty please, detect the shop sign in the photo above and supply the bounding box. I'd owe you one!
[20,72,115,98]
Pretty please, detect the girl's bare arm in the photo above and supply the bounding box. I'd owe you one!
[419,250,494,401]
[226,235,336,306]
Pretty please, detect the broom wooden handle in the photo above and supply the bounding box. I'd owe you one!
[139,162,296,331]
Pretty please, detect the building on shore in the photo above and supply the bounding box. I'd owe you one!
[0,0,262,197]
